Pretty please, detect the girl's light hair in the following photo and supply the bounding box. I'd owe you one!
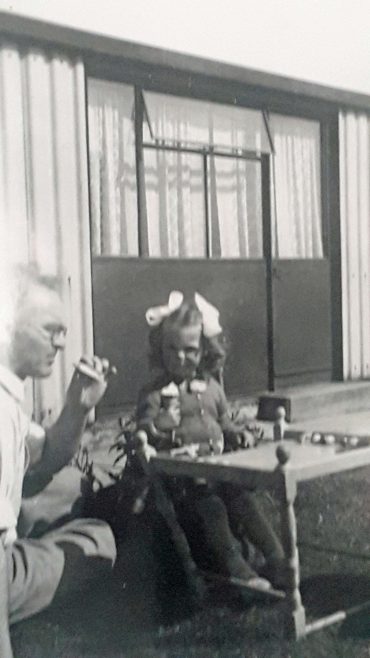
[148,299,226,378]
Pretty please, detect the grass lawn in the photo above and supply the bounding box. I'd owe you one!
[11,420,370,658]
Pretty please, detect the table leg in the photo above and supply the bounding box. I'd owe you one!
[279,474,306,639]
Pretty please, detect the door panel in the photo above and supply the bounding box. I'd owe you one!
[92,258,269,414]
[272,259,332,384]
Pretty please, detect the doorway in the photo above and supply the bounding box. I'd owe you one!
[261,112,332,390]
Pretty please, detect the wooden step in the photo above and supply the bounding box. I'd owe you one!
[258,381,370,422]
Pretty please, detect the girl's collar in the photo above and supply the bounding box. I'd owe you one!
[155,368,210,389]
[189,379,207,393]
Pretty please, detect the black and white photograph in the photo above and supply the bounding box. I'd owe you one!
[0,1,370,656]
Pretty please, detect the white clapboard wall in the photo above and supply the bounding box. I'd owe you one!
[339,111,370,381]
[0,42,94,423]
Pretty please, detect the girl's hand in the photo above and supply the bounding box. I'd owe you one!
[239,424,264,448]
[224,431,241,451]
[239,430,256,449]
[157,404,181,430]
[134,430,157,462]
[224,427,260,451]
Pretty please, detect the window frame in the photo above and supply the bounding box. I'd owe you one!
[86,70,331,261]
[136,87,268,259]
[142,142,264,259]
[85,64,341,377]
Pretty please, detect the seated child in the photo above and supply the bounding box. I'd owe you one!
[136,291,284,591]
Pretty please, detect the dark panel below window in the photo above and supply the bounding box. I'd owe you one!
[92,257,269,414]
[272,259,332,379]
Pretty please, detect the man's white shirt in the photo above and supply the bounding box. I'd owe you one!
[0,365,45,545]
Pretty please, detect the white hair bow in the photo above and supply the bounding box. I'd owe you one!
[145,290,222,338]
[145,290,184,327]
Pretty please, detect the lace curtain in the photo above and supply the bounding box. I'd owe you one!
[88,79,138,255]
[270,114,323,258]
[87,81,323,261]
[143,92,265,258]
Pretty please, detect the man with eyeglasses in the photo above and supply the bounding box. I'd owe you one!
[0,264,116,658]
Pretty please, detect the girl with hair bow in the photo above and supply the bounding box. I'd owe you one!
[135,291,284,598]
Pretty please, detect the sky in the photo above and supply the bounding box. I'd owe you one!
[1,0,370,95]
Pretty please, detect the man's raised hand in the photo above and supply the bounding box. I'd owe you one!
[67,356,113,411]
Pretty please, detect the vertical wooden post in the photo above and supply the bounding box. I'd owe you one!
[261,153,274,391]
[325,116,343,381]
[276,445,306,639]
[203,153,211,257]
[134,87,149,256]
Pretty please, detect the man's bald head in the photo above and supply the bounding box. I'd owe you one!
[0,264,67,379]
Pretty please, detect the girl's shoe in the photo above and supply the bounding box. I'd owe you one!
[221,546,280,602]
[259,556,287,591]
[222,544,257,581]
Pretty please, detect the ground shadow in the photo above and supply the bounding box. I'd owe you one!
[301,573,370,639]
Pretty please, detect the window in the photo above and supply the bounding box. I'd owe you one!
[207,156,263,257]
[88,79,138,256]
[144,149,207,257]
[270,114,323,258]
[143,92,269,258]
[142,91,270,152]
[87,80,323,260]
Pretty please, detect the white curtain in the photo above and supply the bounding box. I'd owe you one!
[145,148,206,257]
[88,79,138,256]
[144,92,267,258]
[0,43,93,422]
[339,111,370,380]
[143,95,209,257]
[87,83,323,261]
[209,157,263,257]
[270,114,323,258]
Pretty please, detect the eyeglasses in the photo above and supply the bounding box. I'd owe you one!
[41,326,67,344]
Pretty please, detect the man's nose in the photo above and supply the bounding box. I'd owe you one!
[52,331,66,350]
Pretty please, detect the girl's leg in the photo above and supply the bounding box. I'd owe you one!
[222,487,285,587]
[194,492,259,581]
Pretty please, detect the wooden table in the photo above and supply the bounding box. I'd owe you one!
[152,437,370,639]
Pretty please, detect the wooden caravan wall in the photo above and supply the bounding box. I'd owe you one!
[339,111,370,380]
[0,41,93,422]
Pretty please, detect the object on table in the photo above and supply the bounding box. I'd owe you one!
[311,432,322,444]
[273,406,287,441]
[170,443,200,458]
[323,433,336,445]
[257,395,291,422]
[297,432,310,445]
